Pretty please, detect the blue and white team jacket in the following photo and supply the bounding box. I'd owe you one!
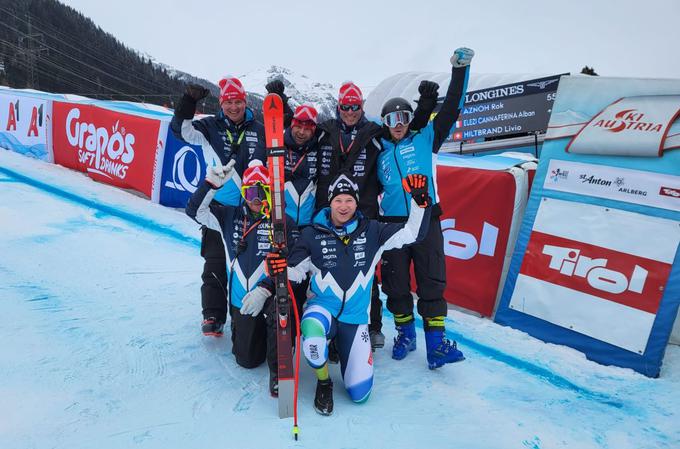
[377,64,470,220]
[283,129,318,227]
[171,108,266,206]
[186,181,299,308]
[272,200,430,324]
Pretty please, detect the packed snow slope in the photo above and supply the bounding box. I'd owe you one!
[1,150,678,449]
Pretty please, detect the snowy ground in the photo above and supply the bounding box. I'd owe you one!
[1,149,679,449]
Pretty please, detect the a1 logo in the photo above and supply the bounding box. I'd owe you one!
[441,219,499,260]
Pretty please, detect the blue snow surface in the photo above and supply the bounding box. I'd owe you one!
[1,150,679,449]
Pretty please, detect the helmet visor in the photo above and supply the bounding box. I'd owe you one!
[382,110,413,128]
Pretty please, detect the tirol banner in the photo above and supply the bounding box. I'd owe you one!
[437,165,516,316]
[409,154,532,317]
[52,102,161,197]
[495,76,680,377]
[158,127,208,208]
[0,91,51,161]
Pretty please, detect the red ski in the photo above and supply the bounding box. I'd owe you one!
[263,93,297,427]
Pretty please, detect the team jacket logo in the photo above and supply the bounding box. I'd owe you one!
[441,219,498,260]
[65,107,136,179]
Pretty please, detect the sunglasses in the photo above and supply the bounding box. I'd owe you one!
[382,110,413,128]
[241,183,271,202]
[339,104,361,112]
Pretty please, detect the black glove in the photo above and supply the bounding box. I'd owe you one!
[185,84,210,102]
[418,80,439,99]
[402,174,430,208]
[265,79,285,96]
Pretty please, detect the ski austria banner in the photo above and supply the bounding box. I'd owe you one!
[52,102,162,198]
[432,154,534,317]
[495,76,680,377]
[158,128,208,208]
[0,91,51,161]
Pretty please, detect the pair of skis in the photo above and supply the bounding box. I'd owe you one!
[263,93,301,439]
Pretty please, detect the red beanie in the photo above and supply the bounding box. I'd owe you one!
[338,81,363,106]
[292,105,318,125]
[218,76,246,103]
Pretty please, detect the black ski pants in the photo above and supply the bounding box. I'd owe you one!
[381,213,448,319]
[200,227,228,323]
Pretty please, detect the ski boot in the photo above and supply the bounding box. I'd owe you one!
[314,379,334,416]
[269,372,278,398]
[369,330,385,351]
[391,322,416,360]
[201,317,224,337]
[425,330,465,369]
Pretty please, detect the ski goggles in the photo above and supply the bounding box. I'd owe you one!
[339,104,361,112]
[241,183,271,203]
[382,110,413,128]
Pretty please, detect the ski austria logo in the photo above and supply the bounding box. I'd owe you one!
[592,109,663,134]
[165,145,202,193]
[65,107,135,179]
[566,95,680,156]
[441,218,498,260]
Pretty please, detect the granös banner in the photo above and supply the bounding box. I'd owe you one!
[52,102,161,197]
[0,91,51,161]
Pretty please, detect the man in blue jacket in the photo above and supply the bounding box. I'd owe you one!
[171,76,266,338]
[377,47,474,369]
[253,173,432,415]
[186,161,299,396]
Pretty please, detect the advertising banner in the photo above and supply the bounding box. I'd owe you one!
[158,127,208,208]
[437,165,516,316]
[52,102,161,197]
[495,76,680,377]
[0,91,51,161]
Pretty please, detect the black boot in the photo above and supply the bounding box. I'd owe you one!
[201,317,224,337]
[314,379,334,416]
[269,372,278,397]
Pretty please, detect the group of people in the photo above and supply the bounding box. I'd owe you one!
[174,47,475,416]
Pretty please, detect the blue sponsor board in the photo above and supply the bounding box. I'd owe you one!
[159,128,207,208]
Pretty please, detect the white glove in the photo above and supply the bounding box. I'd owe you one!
[240,286,271,317]
[450,47,474,68]
[206,159,236,189]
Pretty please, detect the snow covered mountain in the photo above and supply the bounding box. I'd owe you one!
[239,65,339,121]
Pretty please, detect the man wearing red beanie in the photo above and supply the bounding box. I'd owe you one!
[171,75,266,338]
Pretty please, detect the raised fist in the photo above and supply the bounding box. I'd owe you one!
[450,47,475,68]
[418,80,439,99]
[185,84,210,102]
[265,79,285,97]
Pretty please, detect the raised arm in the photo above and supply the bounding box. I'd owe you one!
[185,161,236,232]
[432,48,474,152]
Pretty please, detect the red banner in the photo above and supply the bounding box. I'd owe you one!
[435,166,517,316]
[52,102,160,197]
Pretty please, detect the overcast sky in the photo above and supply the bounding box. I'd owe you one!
[60,0,680,90]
